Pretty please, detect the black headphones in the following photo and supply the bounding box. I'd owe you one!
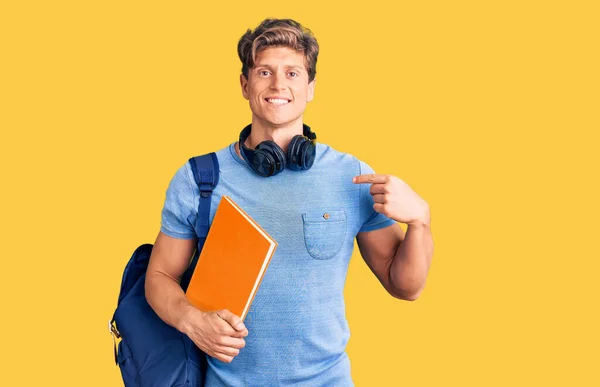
[239,123,317,177]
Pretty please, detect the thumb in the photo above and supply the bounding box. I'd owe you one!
[217,309,246,331]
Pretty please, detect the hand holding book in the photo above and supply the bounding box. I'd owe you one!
[179,305,248,364]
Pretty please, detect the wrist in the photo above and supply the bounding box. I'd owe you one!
[408,204,430,228]
[176,301,200,334]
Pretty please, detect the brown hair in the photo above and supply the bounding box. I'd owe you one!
[237,18,319,83]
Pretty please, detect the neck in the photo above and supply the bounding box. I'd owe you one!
[245,115,305,154]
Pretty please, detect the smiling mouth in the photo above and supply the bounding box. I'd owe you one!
[265,98,291,106]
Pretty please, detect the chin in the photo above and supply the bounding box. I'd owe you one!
[260,115,299,127]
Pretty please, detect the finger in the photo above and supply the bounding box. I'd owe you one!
[213,352,235,364]
[226,329,248,338]
[373,203,387,215]
[353,174,389,184]
[369,184,388,195]
[372,193,386,203]
[229,327,249,338]
[216,309,246,332]
[215,345,241,357]
[225,329,248,338]
[219,336,246,350]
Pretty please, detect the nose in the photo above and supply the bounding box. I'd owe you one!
[270,72,286,91]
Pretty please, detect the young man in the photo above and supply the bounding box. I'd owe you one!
[146,18,433,386]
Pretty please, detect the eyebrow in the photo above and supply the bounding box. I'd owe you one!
[254,64,304,71]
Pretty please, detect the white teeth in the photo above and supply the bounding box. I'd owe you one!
[267,98,289,105]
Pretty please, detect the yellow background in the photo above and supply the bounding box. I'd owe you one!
[1,1,598,386]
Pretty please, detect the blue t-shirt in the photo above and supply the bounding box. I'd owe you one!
[161,141,396,386]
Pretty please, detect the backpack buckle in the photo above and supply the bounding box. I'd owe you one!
[109,319,121,364]
[199,183,214,198]
[109,319,121,339]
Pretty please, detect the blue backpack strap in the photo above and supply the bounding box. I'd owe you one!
[188,152,219,238]
[180,152,219,291]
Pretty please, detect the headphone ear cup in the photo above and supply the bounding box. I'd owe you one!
[299,140,316,170]
[257,141,286,175]
[287,135,306,171]
[249,148,276,177]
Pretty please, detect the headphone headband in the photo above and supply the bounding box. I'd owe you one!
[239,123,317,149]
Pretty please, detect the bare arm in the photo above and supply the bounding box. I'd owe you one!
[145,231,198,331]
[391,218,433,300]
[356,216,433,301]
[354,173,434,300]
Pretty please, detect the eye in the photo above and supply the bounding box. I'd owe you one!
[288,71,298,78]
[259,70,270,76]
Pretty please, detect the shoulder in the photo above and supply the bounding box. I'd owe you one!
[167,161,195,191]
[315,142,370,173]
[167,144,228,191]
[182,143,238,178]
[189,143,235,166]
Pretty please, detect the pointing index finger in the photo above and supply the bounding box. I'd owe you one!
[353,174,387,184]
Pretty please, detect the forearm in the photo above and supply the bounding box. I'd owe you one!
[390,214,434,300]
[145,272,195,332]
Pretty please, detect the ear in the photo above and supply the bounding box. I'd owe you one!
[240,73,249,100]
[307,78,316,103]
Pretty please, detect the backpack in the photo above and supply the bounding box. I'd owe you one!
[109,153,219,387]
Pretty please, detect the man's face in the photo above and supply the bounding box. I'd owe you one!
[240,46,316,128]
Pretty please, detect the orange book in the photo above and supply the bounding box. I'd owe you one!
[185,195,277,321]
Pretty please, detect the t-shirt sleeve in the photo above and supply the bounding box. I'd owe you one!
[358,160,398,233]
[160,162,198,239]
